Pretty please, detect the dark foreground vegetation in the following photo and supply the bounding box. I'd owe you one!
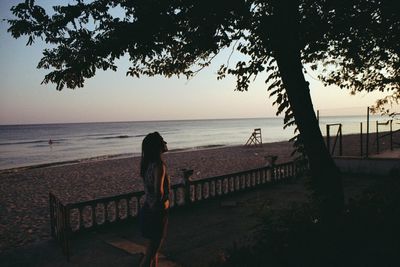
[214,173,400,267]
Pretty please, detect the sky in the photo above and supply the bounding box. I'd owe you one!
[0,1,397,125]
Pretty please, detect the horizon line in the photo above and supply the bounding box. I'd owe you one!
[0,113,374,126]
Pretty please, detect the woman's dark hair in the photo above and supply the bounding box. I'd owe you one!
[140,132,164,177]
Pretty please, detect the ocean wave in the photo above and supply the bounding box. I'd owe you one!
[194,144,226,149]
[0,139,64,146]
[0,152,136,172]
[86,133,121,137]
[96,134,147,140]
[98,135,133,140]
[168,144,226,153]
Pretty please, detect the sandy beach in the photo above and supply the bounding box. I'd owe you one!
[0,132,398,252]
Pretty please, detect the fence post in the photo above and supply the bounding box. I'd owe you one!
[49,193,55,238]
[360,122,363,157]
[376,121,379,154]
[339,124,343,156]
[182,169,194,205]
[326,125,330,154]
[366,107,370,158]
[390,120,393,151]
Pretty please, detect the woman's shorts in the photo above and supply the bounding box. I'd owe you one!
[139,205,168,240]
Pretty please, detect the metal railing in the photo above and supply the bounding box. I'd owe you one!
[376,120,395,154]
[326,123,343,156]
[49,161,302,261]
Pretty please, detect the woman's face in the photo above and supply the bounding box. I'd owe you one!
[161,138,168,153]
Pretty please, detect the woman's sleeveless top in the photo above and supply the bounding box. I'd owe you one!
[143,162,170,209]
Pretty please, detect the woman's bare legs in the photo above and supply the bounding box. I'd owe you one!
[139,237,163,267]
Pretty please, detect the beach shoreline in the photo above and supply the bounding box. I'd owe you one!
[0,144,233,173]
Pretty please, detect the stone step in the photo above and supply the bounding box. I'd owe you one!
[103,236,181,267]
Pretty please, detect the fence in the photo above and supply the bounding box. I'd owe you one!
[375,120,399,154]
[319,107,400,157]
[326,123,343,156]
[49,161,302,261]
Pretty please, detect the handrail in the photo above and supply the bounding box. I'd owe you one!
[49,160,302,261]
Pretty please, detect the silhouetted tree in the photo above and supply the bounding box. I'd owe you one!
[8,0,399,220]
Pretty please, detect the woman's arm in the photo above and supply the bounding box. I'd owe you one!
[153,163,166,204]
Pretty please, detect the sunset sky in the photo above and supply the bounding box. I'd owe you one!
[0,0,396,125]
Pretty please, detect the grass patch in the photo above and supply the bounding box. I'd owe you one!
[213,174,400,267]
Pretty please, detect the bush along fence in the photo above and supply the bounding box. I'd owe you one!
[49,160,304,261]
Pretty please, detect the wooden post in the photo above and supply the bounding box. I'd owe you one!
[390,120,393,151]
[339,124,343,156]
[376,120,379,154]
[360,122,363,157]
[366,107,370,158]
[326,125,330,154]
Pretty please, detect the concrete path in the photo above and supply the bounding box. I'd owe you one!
[370,148,400,158]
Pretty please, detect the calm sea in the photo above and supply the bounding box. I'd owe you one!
[0,116,393,170]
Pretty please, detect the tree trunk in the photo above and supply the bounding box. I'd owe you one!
[270,0,344,220]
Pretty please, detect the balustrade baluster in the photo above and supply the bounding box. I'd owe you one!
[126,198,131,218]
[196,184,202,200]
[115,200,120,221]
[79,207,85,230]
[178,187,185,205]
[96,204,103,225]
[262,169,266,183]
[104,201,109,223]
[210,181,215,197]
[133,198,137,217]
[170,189,175,208]
[217,180,222,195]
[203,182,209,199]
[120,199,127,220]
[189,185,195,202]
[234,176,238,190]
[222,178,227,194]
[90,204,96,226]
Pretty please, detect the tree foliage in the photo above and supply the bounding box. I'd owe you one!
[299,0,399,111]
[8,0,399,121]
[10,0,400,217]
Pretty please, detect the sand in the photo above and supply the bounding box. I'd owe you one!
[0,131,398,252]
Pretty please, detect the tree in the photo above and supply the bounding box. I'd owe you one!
[8,0,399,220]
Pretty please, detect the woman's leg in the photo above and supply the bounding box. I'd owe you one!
[149,237,163,267]
[140,211,168,267]
[140,237,163,267]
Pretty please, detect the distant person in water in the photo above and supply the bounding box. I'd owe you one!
[48,139,53,145]
[139,132,170,267]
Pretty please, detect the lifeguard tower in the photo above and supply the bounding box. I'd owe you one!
[245,128,262,146]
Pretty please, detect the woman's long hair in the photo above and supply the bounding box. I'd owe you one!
[140,132,164,177]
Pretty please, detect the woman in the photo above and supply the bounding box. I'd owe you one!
[139,132,170,267]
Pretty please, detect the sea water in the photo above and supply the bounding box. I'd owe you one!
[0,115,394,170]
